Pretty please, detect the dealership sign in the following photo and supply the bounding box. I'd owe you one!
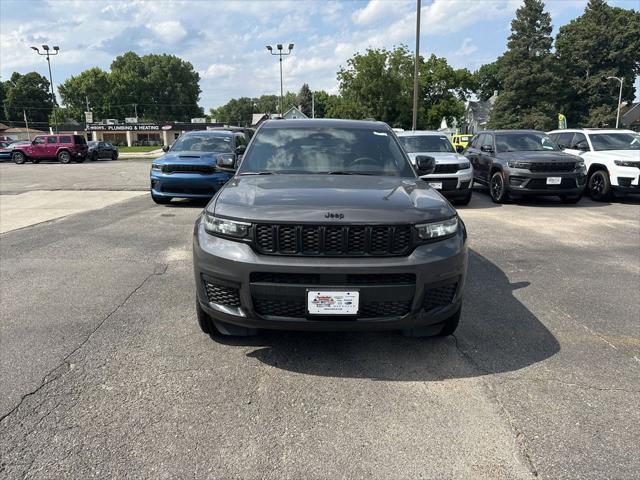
[85,123,168,132]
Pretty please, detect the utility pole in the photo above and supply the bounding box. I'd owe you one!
[134,104,138,119]
[266,44,294,116]
[86,96,90,112]
[412,0,421,131]
[312,91,315,119]
[606,76,623,128]
[31,45,60,133]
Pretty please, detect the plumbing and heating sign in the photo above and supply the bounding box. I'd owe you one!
[86,124,171,131]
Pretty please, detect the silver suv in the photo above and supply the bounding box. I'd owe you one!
[396,131,473,205]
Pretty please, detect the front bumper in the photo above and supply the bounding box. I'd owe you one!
[151,171,230,199]
[419,168,473,199]
[505,169,586,196]
[193,219,468,332]
[610,165,640,192]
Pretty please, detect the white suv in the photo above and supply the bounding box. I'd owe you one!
[396,131,473,205]
[548,129,640,201]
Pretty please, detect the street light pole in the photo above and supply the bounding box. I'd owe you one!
[606,76,623,129]
[412,0,421,131]
[31,45,60,133]
[266,44,294,117]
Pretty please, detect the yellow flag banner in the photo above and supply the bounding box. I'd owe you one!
[558,114,567,129]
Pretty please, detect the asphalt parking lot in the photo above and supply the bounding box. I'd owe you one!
[1,160,638,480]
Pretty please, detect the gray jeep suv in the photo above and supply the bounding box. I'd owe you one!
[193,119,468,337]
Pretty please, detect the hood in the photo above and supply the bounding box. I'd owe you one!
[153,150,230,165]
[585,150,640,161]
[406,152,467,164]
[210,174,455,224]
[496,151,579,162]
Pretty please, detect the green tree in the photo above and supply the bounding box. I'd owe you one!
[311,90,331,118]
[254,94,279,114]
[212,97,255,126]
[473,60,502,101]
[489,0,557,130]
[3,72,54,123]
[555,0,640,127]
[58,67,110,121]
[297,83,313,117]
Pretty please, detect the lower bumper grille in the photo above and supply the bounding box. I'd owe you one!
[423,280,458,311]
[161,185,216,195]
[203,279,241,307]
[252,297,412,319]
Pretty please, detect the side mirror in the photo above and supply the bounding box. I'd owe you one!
[480,144,494,154]
[577,143,589,152]
[235,144,246,155]
[455,145,464,154]
[415,155,436,175]
[216,154,237,171]
[162,145,170,152]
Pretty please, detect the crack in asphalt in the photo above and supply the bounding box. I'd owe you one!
[0,263,169,426]
[451,334,539,478]
[498,376,640,394]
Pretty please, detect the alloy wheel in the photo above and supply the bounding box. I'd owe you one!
[491,174,503,200]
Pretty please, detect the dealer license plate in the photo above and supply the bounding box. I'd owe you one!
[428,182,443,189]
[546,177,562,185]
[307,290,359,315]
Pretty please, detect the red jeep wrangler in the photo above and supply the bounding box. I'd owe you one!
[12,134,89,164]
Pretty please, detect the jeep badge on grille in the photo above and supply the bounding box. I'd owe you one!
[325,212,345,219]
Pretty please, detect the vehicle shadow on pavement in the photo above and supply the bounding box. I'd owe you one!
[231,250,561,381]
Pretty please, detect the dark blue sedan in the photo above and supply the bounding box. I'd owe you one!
[149,130,248,204]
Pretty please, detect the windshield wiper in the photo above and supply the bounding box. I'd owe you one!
[238,171,278,175]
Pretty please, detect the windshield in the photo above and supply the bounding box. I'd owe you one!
[590,133,640,151]
[88,141,98,147]
[398,135,454,153]
[171,134,233,153]
[495,133,560,153]
[239,126,414,176]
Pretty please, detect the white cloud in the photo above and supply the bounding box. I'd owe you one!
[352,0,412,25]
[148,21,187,43]
[200,63,237,79]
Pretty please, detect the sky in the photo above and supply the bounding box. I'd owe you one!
[1,0,638,113]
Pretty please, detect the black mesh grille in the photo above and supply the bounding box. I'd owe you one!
[302,226,321,253]
[162,164,215,174]
[433,164,458,174]
[252,297,410,319]
[347,227,366,253]
[256,225,275,252]
[460,181,471,189]
[529,162,575,173]
[203,281,241,307]
[423,281,458,311]
[526,178,577,190]
[253,298,306,318]
[161,185,215,195]
[360,300,412,318]
[253,224,413,256]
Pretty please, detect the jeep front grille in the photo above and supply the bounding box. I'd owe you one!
[253,224,413,256]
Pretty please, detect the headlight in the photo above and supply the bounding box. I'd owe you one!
[614,160,640,167]
[151,164,162,171]
[416,217,458,240]
[575,159,585,170]
[458,162,471,170]
[507,161,531,169]
[203,214,250,238]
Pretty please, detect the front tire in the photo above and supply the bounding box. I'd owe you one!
[111,151,118,160]
[58,150,71,164]
[151,193,172,204]
[91,151,98,161]
[588,170,612,201]
[12,151,26,164]
[489,171,509,203]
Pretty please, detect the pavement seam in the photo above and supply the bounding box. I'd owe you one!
[497,376,639,394]
[0,263,169,426]
[451,334,539,478]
